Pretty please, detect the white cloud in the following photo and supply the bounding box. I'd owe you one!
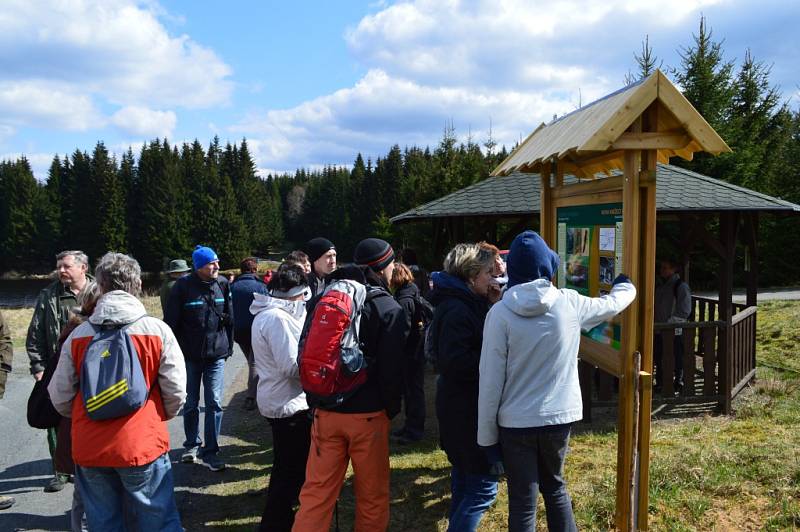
[231,68,588,172]
[0,80,102,130]
[0,0,232,138]
[345,0,724,90]
[111,106,176,139]
[230,0,747,174]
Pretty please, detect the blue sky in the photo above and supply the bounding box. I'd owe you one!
[1,0,798,179]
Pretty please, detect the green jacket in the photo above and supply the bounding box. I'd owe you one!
[0,310,12,398]
[26,277,92,375]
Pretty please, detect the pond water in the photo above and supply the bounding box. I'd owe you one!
[0,277,163,308]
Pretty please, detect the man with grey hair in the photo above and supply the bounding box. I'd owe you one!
[49,252,186,531]
[26,249,92,492]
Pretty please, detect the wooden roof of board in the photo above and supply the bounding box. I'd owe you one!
[491,70,731,178]
[391,164,800,224]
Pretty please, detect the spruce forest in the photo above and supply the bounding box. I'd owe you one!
[1,19,799,285]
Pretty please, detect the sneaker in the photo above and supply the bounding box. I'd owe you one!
[0,495,15,510]
[44,474,67,493]
[181,447,200,464]
[202,455,227,472]
[243,397,256,411]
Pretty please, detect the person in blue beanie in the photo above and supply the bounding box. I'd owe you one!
[164,245,233,472]
[428,243,500,532]
[477,230,636,531]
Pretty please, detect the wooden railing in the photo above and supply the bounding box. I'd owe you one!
[579,295,757,417]
[653,296,757,407]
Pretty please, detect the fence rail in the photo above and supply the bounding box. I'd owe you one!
[579,295,757,417]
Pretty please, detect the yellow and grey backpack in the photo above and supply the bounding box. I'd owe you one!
[80,316,149,421]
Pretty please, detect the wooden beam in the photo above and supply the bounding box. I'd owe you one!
[552,175,623,199]
[611,131,690,150]
[616,117,643,531]
[718,212,737,415]
[636,103,658,531]
[745,213,759,307]
[540,161,554,247]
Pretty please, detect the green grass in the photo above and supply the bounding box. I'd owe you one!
[2,295,163,348]
[181,300,800,531]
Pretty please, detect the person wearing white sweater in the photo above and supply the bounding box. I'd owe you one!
[250,263,310,532]
[478,230,636,532]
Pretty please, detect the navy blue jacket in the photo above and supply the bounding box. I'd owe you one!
[429,271,492,475]
[164,273,233,361]
[230,273,268,338]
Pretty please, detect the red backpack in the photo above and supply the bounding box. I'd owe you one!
[298,279,375,407]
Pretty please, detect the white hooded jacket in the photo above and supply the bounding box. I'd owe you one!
[477,279,636,447]
[250,292,308,419]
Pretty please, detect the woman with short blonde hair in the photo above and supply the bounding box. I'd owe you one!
[430,242,500,531]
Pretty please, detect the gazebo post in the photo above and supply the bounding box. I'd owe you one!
[539,161,553,245]
[718,211,737,414]
[744,212,759,307]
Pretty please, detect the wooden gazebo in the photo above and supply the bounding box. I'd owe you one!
[392,164,800,415]
[393,70,800,529]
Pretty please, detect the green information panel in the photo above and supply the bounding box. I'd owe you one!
[556,202,624,349]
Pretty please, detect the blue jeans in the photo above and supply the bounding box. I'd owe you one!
[75,453,181,531]
[500,424,577,532]
[183,358,225,457]
[447,467,498,531]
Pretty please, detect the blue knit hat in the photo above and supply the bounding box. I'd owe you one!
[192,245,219,270]
[507,230,560,288]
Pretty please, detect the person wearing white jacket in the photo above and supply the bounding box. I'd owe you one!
[250,263,310,532]
[478,230,636,532]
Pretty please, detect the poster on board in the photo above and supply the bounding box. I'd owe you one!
[556,202,624,349]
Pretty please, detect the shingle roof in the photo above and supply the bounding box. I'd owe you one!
[391,164,800,224]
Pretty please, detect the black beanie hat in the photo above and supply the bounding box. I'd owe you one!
[305,237,335,264]
[354,238,395,272]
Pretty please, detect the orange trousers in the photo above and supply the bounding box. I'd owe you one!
[291,409,391,532]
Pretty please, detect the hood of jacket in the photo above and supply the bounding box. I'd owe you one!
[250,292,306,321]
[89,290,147,326]
[501,278,559,317]
[429,271,474,306]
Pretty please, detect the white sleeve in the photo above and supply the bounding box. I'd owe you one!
[268,316,300,378]
[477,308,508,447]
[157,322,187,419]
[571,281,637,331]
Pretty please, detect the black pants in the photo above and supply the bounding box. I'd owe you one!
[259,411,311,532]
[654,333,684,387]
[402,353,426,438]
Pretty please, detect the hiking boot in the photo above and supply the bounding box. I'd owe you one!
[45,474,67,493]
[181,447,200,464]
[0,495,15,510]
[243,397,256,411]
[202,455,227,472]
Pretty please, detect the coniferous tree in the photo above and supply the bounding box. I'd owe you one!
[0,159,38,270]
[92,142,127,255]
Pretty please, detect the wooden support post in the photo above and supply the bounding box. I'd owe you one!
[635,106,658,530]
[744,212,759,308]
[615,117,642,531]
[718,212,737,414]
[540,162,553,246]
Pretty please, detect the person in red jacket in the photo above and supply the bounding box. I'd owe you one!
[48,252,187,531]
